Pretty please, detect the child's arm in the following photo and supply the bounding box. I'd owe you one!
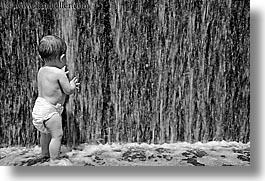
[58,69,79,95]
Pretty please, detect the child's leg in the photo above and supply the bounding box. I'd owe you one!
[40,132,51,157]
[45,114,63,160]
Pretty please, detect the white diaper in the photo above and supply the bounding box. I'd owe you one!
[32,97,64,133]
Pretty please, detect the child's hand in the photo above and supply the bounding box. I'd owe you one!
[62,66,80,91]
[70,77,80,91]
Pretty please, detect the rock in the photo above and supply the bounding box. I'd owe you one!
[182,157,205,166]
[112,149,122,152]
[163,154,173,161]
[182,152,191,157]
[222,164,234,166]
[188,149,208,158]
[237,154,250,162]
[84,162,95,166]
[122,148,146,162]
[94,155,103,160]
[155,148,171,154]
[148,155,156,160]
[73,144,86,151]
[101,151,122,158]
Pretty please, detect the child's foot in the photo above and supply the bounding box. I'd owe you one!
[41,155,50,159]
[40,155,50,162]
[49,157,72,166]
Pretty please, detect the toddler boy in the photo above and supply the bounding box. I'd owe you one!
[32,35,79,160]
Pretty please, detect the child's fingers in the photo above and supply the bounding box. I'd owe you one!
[71,77,80,86]
[76,83,80,91]
[72,77,76,81]
[61,66,69,74]
[74,78,79,83]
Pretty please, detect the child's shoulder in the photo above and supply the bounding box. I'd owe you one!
[39,66,64,76]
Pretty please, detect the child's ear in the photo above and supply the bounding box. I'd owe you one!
[60,54,66,62]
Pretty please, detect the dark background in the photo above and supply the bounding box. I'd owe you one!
[0,0,250,147]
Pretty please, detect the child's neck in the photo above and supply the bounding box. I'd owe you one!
[44,61,61,69]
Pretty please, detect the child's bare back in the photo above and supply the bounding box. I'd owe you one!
[38,66,75,106]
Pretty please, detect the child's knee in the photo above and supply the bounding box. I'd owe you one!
[52,129,63,139]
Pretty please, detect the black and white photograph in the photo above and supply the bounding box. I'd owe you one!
[0,0,250,167]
